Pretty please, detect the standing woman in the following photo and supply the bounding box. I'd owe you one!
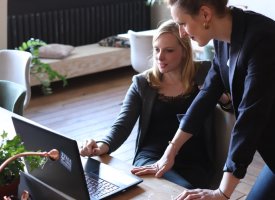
[148,0,275,199]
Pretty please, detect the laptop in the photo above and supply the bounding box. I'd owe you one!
[12,116,143,200]
[18,171,75,200]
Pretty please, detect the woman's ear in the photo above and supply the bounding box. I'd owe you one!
[199,5,212,22]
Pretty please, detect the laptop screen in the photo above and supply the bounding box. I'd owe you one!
[12,116,90,199]
[12,116,142,200]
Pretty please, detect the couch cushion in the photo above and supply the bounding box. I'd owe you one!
[39,44,74,59]
[98,36,130,48]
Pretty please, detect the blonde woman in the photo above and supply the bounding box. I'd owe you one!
[80,20,214,189]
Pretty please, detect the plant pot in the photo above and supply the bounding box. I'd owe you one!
[0,178,20,199]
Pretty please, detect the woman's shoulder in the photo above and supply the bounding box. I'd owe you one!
[132,71,151,85]
[232,6,275,35]
[132,71,157,95]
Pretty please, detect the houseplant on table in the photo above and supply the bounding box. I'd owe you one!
[0,131,59,199]
[17,38,68,95]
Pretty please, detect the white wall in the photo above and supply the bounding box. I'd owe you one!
[0,0,7,49]
[150,3,171,28]
[229,0,275,20]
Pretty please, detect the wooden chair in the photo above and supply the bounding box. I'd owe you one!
[0,49,32,109]
[0,80,26,116]
[209,106,235,188]
[194,60,235,189]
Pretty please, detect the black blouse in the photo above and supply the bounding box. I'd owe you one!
[140,87,210,167]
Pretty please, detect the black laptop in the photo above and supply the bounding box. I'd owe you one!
[12,116,143,200]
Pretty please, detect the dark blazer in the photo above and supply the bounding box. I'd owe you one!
[99,73,157,159]
[179,7,275,178]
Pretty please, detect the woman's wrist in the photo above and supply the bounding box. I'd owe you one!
[168,141,178,156]
[219,172,240,200]
[218,188,230,199]
[166,129,192,157]
[96,141,110,154]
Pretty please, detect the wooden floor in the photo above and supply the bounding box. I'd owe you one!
[24,67,264,199]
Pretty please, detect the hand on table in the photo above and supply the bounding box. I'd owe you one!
[175,188,228,200]
[131,150,175,178]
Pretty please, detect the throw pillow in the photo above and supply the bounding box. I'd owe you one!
[39,44,74,59]
[98,36,130,48]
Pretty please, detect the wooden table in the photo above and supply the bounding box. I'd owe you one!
[93,155,185,200]
[1,107,247,199]
[0,107,185,199]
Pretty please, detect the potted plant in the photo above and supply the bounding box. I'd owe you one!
[17,38,68,95]
[0,131,59,199]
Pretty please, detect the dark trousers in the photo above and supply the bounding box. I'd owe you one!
[247,165,275,200]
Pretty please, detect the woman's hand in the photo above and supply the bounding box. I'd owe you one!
[219,92,231,105]
[175,188,228,200]
[218,92,233,112]
[79,139,109,157]
[131,143,176,177]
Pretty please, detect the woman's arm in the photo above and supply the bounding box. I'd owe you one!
[100,75,144,153]
[80,75,145,156]
[218,172,240,199]
[155,128,193,177]
[131,128,192,176]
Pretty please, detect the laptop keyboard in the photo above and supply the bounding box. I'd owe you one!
[84,172,120,199]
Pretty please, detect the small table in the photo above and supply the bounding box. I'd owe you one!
[93,155,186,200]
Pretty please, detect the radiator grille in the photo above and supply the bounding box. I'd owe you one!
[8,0,150,48]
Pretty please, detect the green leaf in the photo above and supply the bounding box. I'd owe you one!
[16,38,68,95]
[0,131,45,186]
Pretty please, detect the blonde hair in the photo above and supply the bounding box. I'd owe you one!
[145,19,196,94]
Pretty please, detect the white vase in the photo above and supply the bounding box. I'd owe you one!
[150,3,171,29]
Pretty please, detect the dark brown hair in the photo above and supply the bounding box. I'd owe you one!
[166,0,228,16]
